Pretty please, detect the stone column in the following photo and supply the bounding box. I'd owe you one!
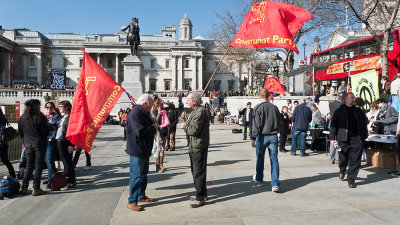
[36,53,42,85]
[115,54,119,83]
[171,55,176,92]
[198,56,203,91]
[97,53,101,65]
[23,54,28,81]
[177,55,183,91]
[191,55,197,91]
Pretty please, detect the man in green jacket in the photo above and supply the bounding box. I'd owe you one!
[181,92,210,208]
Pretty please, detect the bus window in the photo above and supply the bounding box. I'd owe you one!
[331,47,343,62]
[312,54,318,63]
[344,43,359,59]
[378,33,395,51]
[319,51,330,62]
[360,39,377,56]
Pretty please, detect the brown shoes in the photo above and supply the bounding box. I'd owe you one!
[190,199,206,208]
[348,181,357,188]
[127,203,142,211]
[339,171,345,180]
[138,196,156,203]
[32,189,46,196]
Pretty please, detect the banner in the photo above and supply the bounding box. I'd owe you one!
[350,69,379,111]
[50,69,66,90]
[327,56,380,75]
[264,77,285,96]
[66,50,125,153]
[229,1,312,54]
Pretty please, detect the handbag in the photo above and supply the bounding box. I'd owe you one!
[0,123,18,143]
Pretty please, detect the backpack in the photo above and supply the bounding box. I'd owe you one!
[0,176,20,199]
[50,172,69,191]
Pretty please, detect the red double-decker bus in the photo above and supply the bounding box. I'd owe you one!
[310,29,400,82]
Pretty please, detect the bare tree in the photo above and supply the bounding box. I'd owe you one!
[342,0,400,78]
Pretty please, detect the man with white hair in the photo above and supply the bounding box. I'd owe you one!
[181,92,210,208]
[126,94,157,211]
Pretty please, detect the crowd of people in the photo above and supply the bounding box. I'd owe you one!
[0,84,75,90]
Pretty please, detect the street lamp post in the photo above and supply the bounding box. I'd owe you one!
[303,43,307,65]
[272,53,282,77]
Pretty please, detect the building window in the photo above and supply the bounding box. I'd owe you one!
[164,80,171,91]
[79,59,83,68]
[184,79,191,91]
[30,56,35,66]
[184,59,190,68]
[107,59,113,68]
[150,79,156,91]
[228,80,235,91]
[214,80,221,91]
[165,59,170,69]
[64,58,68,68]
[151,59,156,68]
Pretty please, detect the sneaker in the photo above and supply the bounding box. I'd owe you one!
[252,175,262,184]
[290,152,297,156]
[390,171,400,177]
[61,183,75,191]
[190,199,205,208]
[83,166,91,171]
[300,153,309,157]
[189,196,208,201]
[272,186,280,193]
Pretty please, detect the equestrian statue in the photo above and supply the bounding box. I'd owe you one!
[122,18,140,56]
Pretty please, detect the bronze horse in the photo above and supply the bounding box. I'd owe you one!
[122,18,140,56]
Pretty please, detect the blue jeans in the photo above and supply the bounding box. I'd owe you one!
[255,134,280,188]
[291,128,307,155]
[45,140,57,181]
[128,155,149,205]
[243,122,252,139]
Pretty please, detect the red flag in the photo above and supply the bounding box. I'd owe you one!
[265,77,285,96]
[230,1,312,54]
[66,50,125,153]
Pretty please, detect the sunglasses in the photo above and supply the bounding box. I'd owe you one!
[45,107,54,109]
[58,106,65,108]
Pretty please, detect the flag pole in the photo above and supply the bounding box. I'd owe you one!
[202,45,231,96]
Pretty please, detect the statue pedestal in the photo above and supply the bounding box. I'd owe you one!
[119,55,143,108]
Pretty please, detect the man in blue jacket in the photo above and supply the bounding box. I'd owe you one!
[126,94,157,211]
[290,98,312,156]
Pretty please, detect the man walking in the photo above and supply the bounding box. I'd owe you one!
[251,89,281,193]
[126,94,157,211]
[330,93,368,188]
[181,92,210,208]
[239,102,253,140]
[290,98,312,156]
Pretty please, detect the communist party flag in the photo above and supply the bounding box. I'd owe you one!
[265,77,285,96]
[230,1,312,54]
[66,50,125,153]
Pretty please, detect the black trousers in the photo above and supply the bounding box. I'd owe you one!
[189,149,208,201]
[0,143,16,178]
[279,132,288,150]
[22,145,46,190]
[72,148,91,167]
[338,136,363,182]
[57,140,76,184]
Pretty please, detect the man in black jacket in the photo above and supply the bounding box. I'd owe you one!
[239,102,253,140]
[290,98,312,156]
[126,94,157,211]
[330,93,368,188]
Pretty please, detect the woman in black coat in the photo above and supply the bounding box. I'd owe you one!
[279,106,291,152]
[0,107,16,178]
[18,99,50,196]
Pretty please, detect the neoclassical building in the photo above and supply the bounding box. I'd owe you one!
[0,14,250,94]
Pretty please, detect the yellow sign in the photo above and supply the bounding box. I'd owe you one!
[327,56,381,75]
[350,69,379,111]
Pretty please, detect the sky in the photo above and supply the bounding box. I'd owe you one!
[0,0,321,67]
[0,0,239,38]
